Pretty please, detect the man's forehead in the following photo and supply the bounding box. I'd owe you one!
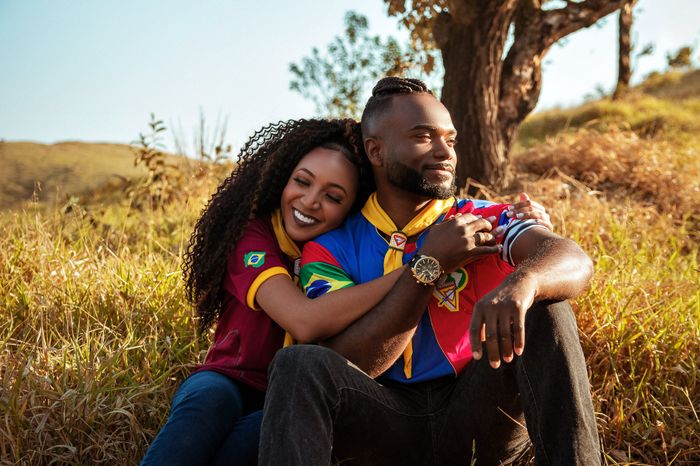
[381,93,455,132]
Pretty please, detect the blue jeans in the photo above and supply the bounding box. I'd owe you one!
[141,370,264,466]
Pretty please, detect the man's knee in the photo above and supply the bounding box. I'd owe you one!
[269,345,346,383]
[524,300,584,356]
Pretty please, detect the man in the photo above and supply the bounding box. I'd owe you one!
[258,77,599,465]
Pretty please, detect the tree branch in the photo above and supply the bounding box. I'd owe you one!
[543,0,629,47]
[498,0,627,144]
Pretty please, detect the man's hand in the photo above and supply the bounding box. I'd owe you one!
[420,213,504,272]
[469,272,537,368]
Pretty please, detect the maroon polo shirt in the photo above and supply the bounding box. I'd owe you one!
[193,217,291,391]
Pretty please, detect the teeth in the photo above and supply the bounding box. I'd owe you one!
[293,209,317,225]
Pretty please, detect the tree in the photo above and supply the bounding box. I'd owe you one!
[612,0,637,100]
[384,0,631,190]
[289,11,426,120]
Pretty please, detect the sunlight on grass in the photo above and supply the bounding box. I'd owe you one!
[2,70,699,464]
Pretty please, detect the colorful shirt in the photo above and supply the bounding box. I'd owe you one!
[300,198,544,384]
[194,217,292,391]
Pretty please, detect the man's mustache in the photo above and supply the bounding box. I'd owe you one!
[424,163,455,174]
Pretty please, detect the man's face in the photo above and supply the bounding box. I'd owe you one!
[374,93,457,199]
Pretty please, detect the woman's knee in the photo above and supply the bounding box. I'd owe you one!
[173,371,244,417]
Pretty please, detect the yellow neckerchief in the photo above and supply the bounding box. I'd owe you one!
[270,209,301,348]
[271,209,301,260]
[361,192,454,378]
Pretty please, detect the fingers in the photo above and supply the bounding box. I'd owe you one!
[513,310,526,356]
[484,313,501,369]
[471,304,525,369]
[469,305,484,361]
[499,316,514,363]
[473,231,495,246]
[506,195,553,231]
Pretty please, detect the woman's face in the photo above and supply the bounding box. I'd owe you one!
[281,146,359,243]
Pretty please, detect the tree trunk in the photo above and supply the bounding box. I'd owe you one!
[436,3,517,192]
[613,0,636,99]
[427,0,631,192]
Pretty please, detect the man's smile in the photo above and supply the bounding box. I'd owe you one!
[424,163,455,177]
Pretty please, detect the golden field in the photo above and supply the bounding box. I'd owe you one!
[1,71,698,464]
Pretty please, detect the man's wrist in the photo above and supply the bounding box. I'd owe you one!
[408,254,443,286]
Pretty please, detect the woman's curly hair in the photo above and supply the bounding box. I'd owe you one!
[183,118,373,333]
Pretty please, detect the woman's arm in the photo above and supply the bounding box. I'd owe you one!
[255,197,549,344]
[255,268,403,343]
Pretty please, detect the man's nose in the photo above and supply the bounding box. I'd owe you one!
[433,138,455,161]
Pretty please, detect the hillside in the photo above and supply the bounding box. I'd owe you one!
[0,141,152,209]
[517,69,700,147]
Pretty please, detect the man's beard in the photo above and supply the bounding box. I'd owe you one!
[385,158,456,199]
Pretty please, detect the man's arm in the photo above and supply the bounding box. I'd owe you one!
[469,227,594,369]
[320,213,501,378]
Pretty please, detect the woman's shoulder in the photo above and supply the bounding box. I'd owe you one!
[239,216,275,240]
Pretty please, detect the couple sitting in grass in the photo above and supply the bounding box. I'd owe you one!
[141,77,599,466]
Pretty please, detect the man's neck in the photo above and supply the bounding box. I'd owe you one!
[375,185,432,230]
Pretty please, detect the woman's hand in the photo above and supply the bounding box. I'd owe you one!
[505,192,553,231]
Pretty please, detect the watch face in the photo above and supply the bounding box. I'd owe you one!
[414,256,441,284]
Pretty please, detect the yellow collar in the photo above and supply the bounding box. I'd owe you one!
[270,209,301,260]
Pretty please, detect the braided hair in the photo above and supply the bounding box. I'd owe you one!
[183,118,371,333]
[361,77,433,135]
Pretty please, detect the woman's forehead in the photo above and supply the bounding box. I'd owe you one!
[295,147,358,180]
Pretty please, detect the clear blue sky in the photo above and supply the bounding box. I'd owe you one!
[1,0,698,152]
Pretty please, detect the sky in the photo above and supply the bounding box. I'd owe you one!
[1,0,698,153]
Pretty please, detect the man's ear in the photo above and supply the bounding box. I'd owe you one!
[364,137,383,167]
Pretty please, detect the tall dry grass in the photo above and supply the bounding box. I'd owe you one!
[0,184,219,464]
[511,126,700,464]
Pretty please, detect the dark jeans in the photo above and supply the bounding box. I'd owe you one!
[258,301,600,466]
[141,370,264,466]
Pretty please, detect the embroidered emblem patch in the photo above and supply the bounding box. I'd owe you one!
[244,252,266,268]
[433,268,468,312]
[389,231,408,251]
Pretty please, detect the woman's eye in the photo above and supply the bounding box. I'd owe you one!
[293,177,310,186]
[326,193,342,204]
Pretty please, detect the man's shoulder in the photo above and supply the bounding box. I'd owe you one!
[309,210,369,246]
[450,198,508,220]
[301,210,370,264]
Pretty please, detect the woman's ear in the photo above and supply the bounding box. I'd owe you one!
[364,137,383,167]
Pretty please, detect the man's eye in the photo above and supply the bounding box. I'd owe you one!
[447,138,458,147]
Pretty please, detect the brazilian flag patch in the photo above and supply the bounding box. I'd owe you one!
[244,252,266,268]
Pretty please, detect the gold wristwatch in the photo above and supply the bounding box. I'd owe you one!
[408,254,443,286]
